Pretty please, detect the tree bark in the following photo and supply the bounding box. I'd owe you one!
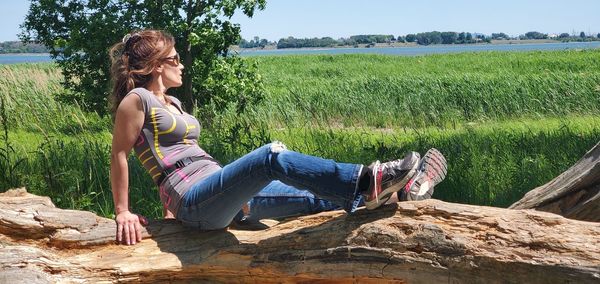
[1,188,599,283]
[510,141,600,222]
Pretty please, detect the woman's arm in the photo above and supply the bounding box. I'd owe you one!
[111,93,147,245]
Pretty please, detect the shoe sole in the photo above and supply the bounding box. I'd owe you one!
[365,156,419,210]
[402,148,447,201]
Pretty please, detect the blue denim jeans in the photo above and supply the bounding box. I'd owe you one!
[245,181,343,221]
[177,143,363,229]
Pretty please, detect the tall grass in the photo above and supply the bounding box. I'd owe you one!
[251,50,600,128]
[2,50,600,218]
[0,63,108,134]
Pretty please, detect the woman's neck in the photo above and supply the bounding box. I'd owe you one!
[146,81,168,102]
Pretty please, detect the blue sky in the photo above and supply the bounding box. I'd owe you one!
[2,0,599,42]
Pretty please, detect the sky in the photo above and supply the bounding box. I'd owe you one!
[2,0,599,42]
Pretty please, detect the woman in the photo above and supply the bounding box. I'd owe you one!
[110,30,447,245]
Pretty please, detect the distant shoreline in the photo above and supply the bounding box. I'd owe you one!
[231,39,580,52]
[231,39,595,52]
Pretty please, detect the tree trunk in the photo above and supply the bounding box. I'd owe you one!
[179,0,197,113]
[1,188,598,283]
[510,141,600,222]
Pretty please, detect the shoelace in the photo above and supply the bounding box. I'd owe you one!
[372,160,381,204]
[374,159,406,204]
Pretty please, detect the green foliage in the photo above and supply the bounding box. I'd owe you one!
[199,55,265,122]
[0,94,25,188]
[348,34,395,44]
[0,63,108,133]
[441,32,458,44]
[404,31,487,45]
[416,31,442,45]
[277,37,340,49]
[523,31,548,39]
[558,34,600,43]
[239,36,271,48]
[491,33,510,40]
[275,35,397,49]
[20,0,267,116]
[252,50,600,128]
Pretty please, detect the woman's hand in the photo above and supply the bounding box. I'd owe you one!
[115,210,148,245]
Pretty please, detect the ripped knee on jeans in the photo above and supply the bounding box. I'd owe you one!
[270,141,287,153]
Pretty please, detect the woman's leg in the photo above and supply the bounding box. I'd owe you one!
[245,181,343,221]
[177,142,362,229]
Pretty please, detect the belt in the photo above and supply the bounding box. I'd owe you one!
[156,156,220,185]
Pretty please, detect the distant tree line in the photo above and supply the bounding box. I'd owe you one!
[516,31,600,42]
[400,31,492,45]
[0,41,48,53]
[238,36,273,48]
[265,31,600,49]
[276,36,340,49]
[347,34,395,44]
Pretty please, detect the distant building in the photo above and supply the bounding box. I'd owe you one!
[548,34,558,39]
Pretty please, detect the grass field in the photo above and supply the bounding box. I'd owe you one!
[1,49,599,218]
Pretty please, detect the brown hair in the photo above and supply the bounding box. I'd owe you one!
[108,30,175,114]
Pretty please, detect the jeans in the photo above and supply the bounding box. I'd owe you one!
[245,181,343,221]
[177,142,363,229]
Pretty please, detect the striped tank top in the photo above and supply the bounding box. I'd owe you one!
[126,88,221,216]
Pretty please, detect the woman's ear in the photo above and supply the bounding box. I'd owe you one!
[154,64,164,73]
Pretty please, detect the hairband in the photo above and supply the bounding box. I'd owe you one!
[122,33,141,56]
[122,33,140,44]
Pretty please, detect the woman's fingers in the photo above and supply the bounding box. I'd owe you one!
[116,223,123,243]
[115,212,146,245]
[128,222,137,245]
[135,220,142,242]
[123,222,130,245]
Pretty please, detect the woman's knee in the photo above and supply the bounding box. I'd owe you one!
[268,141,287,153]
[257,141,287,155]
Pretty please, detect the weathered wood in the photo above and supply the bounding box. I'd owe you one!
[1,188,599,283]
[510,141,600,222]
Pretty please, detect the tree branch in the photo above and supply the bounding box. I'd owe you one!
[1,188,598,283]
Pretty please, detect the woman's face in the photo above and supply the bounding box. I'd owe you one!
[160,47,184,88]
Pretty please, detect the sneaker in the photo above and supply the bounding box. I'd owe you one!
[364,152,420,210]
[399,148,447,201]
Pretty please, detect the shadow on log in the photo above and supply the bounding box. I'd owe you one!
[511,141,600,222]
[1,188,599,283]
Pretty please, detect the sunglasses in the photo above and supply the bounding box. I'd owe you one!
[163,53,180,66]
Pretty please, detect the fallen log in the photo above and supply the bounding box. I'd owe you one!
[1,188,599,283]
[510,141,600,222]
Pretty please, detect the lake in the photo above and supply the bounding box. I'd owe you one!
[0,53,54,64]
[2,41,600,64]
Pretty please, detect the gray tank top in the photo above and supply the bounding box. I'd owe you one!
[126,88,221,216]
